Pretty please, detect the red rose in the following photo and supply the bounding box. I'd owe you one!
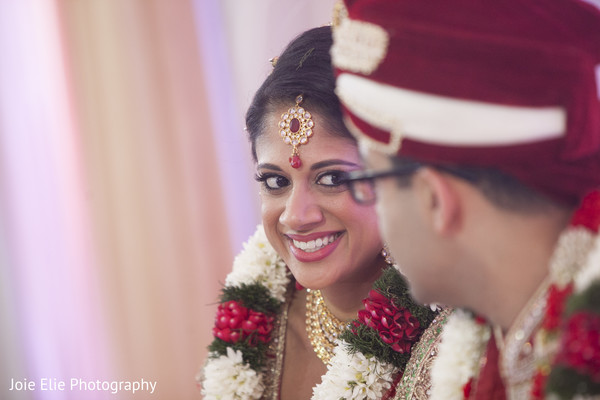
[213,300,274,345]
[555,311,600,382]
[358,289,422,353]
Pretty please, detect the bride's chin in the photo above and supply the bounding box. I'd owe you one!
[289,271,326,291]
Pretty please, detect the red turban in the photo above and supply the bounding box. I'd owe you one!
[332,0,600,205]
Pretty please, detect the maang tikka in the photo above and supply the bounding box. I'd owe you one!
[278,94,315,168]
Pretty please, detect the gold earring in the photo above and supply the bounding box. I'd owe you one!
[381,245,395,266]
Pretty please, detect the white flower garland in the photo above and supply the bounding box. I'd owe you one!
[202,225,286,400]
[312,340,396,400]
[549,228,595,288]
[202,225,398,400]
[203,347,265,400]
[429,310,490,400]
[225,225,290,302]
[573,229,600,292]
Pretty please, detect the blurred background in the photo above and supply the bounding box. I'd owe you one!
[0,0,336,398]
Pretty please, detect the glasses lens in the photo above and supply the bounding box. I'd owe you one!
[350,180,376,204]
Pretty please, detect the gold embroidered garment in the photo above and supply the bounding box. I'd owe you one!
[394,308,453,400]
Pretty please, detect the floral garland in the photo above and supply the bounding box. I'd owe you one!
[313,268,437,399]
[429,310,490,400]
[201,225,290,399]
[537,191,600,399]
[200,225,437,400]
[429,191,600,400]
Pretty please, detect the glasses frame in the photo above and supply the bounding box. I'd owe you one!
[342,162,479,205]
[342,163,422,205]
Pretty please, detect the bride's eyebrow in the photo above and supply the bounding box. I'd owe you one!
[256,163,283,171]
[310,160,360,171]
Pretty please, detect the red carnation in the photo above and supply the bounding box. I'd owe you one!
[542,284,573,331]
[213,300,274,345]
[358,289,422,353]
[555,311,600,382]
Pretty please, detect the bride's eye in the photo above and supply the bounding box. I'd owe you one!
[255,173,290,191]
[316,171,348,187]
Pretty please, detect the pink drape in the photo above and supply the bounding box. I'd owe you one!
[0,0,336,399]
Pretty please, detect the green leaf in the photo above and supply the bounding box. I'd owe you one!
[220,282,280,314]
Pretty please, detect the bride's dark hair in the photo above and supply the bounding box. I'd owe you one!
[245,26,353,162]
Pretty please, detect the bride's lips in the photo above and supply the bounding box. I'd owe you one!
[286,231,344,262]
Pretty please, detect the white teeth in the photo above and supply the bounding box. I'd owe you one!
[292,234,339,253]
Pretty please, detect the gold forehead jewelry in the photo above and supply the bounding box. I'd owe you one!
[278,94,315,168]
[305,289,347,364]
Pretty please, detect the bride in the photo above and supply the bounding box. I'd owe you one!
[199,26,449,400]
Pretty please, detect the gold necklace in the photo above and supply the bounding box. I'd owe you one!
[305,289,348,364]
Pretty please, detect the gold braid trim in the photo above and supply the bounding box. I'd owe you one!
[394,307,454,400]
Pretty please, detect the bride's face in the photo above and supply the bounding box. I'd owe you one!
[255,108,383,289]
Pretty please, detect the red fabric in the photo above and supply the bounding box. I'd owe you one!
[336,0,600,205]
[473,335,506,400]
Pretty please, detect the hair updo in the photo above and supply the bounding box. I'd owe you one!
[245,26,353,162]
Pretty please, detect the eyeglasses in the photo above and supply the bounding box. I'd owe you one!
[341,162,422,205]
[342,162,479,205]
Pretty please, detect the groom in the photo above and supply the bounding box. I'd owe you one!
[332,0,600,398]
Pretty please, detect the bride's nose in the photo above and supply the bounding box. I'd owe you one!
[279,185,324,231]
